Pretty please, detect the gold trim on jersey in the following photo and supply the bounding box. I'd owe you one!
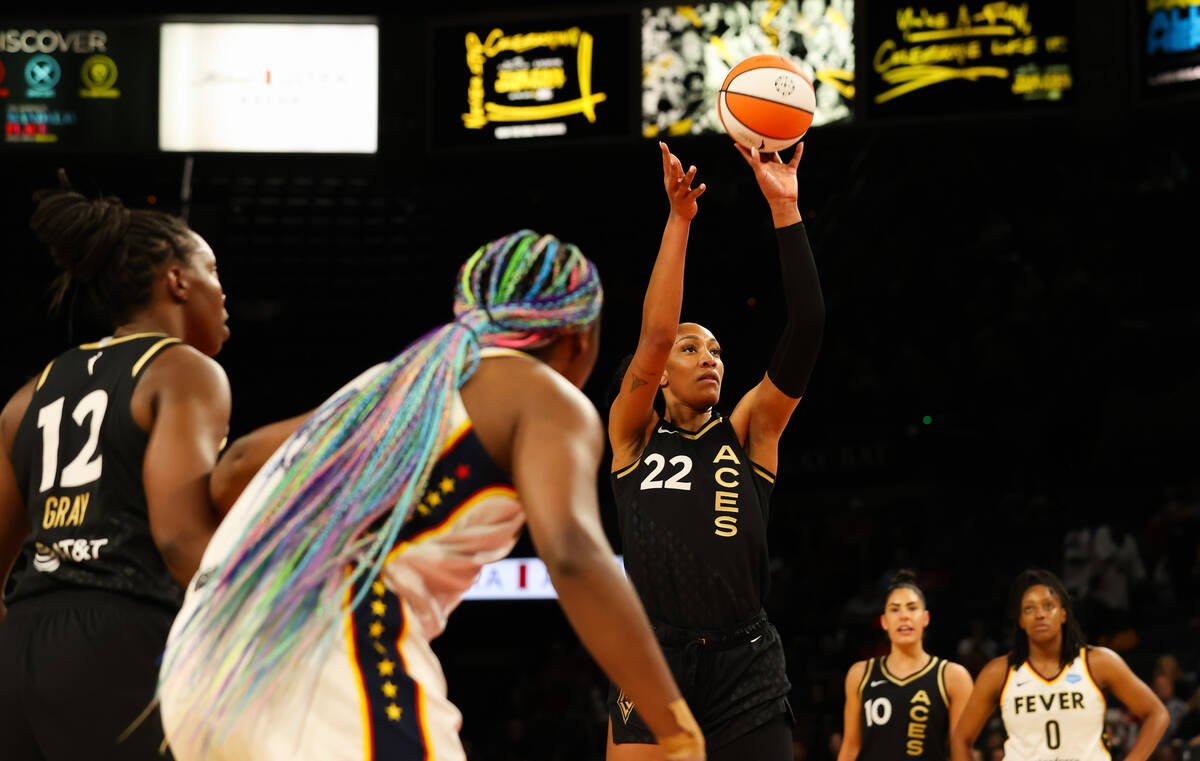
[675,416,722,440]
[1084,643,1118,753]
[858,658,875,698]
[36,360,55,391]
[384,484,519,565]
[392,599,435,758]
[440,419,472,458]
[130,337,183,378]
[1082,648,1107,711]
[344,582,374,760]
[751,465,775,483]
[880,654,938,686]
[937,659,949,707]
[614,460,640,479]
[79,331,168,350]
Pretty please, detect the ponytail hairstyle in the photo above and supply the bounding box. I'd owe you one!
[29,169,196,326]
[1006,569,1086,669]
[883,568,926,611]
[158,230,602,754]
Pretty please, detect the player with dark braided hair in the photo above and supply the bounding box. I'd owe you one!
[951,569,1169,761]
[837,570,973,761]
[158,230,705,761]
[0,172,231,759]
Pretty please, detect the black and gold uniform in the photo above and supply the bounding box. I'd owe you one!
[608,415,791,752]
[1,333,186,760]
[856,655,951,761]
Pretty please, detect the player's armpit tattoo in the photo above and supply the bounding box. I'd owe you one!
[630,375,649,392]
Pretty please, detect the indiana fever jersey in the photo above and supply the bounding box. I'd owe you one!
[857,655,950,761]
[611,415,774,630]
[1000,649,1109,761]
[7,333,185,610]
[163,350,524,761]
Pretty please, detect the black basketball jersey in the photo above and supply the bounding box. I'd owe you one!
[7,333,187,610]
[611,415,775,630]
[857,655,951,761]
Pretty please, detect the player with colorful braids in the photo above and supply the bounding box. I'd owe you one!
[157,230,705,761]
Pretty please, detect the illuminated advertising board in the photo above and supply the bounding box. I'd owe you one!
[431,12,635,147]
[461,556,627,601]
[863,1,1075,120]
[1,21,157,151]
[159,20,378,153]
[1139,0,1200,99]
[641,1,854,139]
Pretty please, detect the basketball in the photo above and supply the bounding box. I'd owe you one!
[718,54,815,152]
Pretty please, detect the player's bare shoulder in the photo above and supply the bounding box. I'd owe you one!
[461,353,603,474]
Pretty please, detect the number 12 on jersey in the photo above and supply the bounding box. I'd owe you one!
[36,391,109,492]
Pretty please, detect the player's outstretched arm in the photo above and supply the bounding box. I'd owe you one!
[950,656,1008,761]
[210,410,313,517]
[1089,647,1168,761]
[516,371,703,760]
[0,379,35,623]
[729,143,825,473]
[836,661,867,761]
[608,142,706,465]
[139,346,231,588]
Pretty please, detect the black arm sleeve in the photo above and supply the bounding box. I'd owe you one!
[765,222,825,399]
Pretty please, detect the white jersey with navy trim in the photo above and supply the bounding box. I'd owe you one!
[161,349,526,761]
[999,648,1109,761]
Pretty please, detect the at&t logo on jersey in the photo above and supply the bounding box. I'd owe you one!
[32,537,110,573]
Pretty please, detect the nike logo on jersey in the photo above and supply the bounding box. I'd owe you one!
[750,635,763,643]
[1015,679,1030,687]
[656,427,677,434]
[871,680,887,687]
[87,352,103,375]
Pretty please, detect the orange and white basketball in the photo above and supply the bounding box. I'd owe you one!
[718,54,815,152]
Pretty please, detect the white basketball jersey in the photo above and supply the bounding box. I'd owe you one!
[162,349,529,761]
[999,648,1110,761]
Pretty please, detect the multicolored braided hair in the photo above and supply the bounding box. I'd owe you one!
[157,230,601,753]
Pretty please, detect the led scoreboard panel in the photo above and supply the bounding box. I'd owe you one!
[431,12,635,147]
[863,1,1074,120]
[1139,0,1200,100]
[159,20,378,153]
[0,20,157,150]
[641,1,855,140]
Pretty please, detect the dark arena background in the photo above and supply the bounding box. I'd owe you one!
[2,2,1199,759]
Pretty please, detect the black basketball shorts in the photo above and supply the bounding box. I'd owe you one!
[0,588,177,761]
[608,613,792,752]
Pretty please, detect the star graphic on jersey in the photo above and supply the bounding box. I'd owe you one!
[377,658,395,677]
[439,477,455,494]
[386,703,403,721]
[371,600,386,616]
[382,681,398,698]
[369,621,384,639]
[455,464,470,479]
[426,491,442,508]
[372,581,386,597]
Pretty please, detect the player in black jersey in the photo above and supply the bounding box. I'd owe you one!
[605,140,825,761]
[157,230,704,761]
[837,570,973,761]
[0,175,232,760]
